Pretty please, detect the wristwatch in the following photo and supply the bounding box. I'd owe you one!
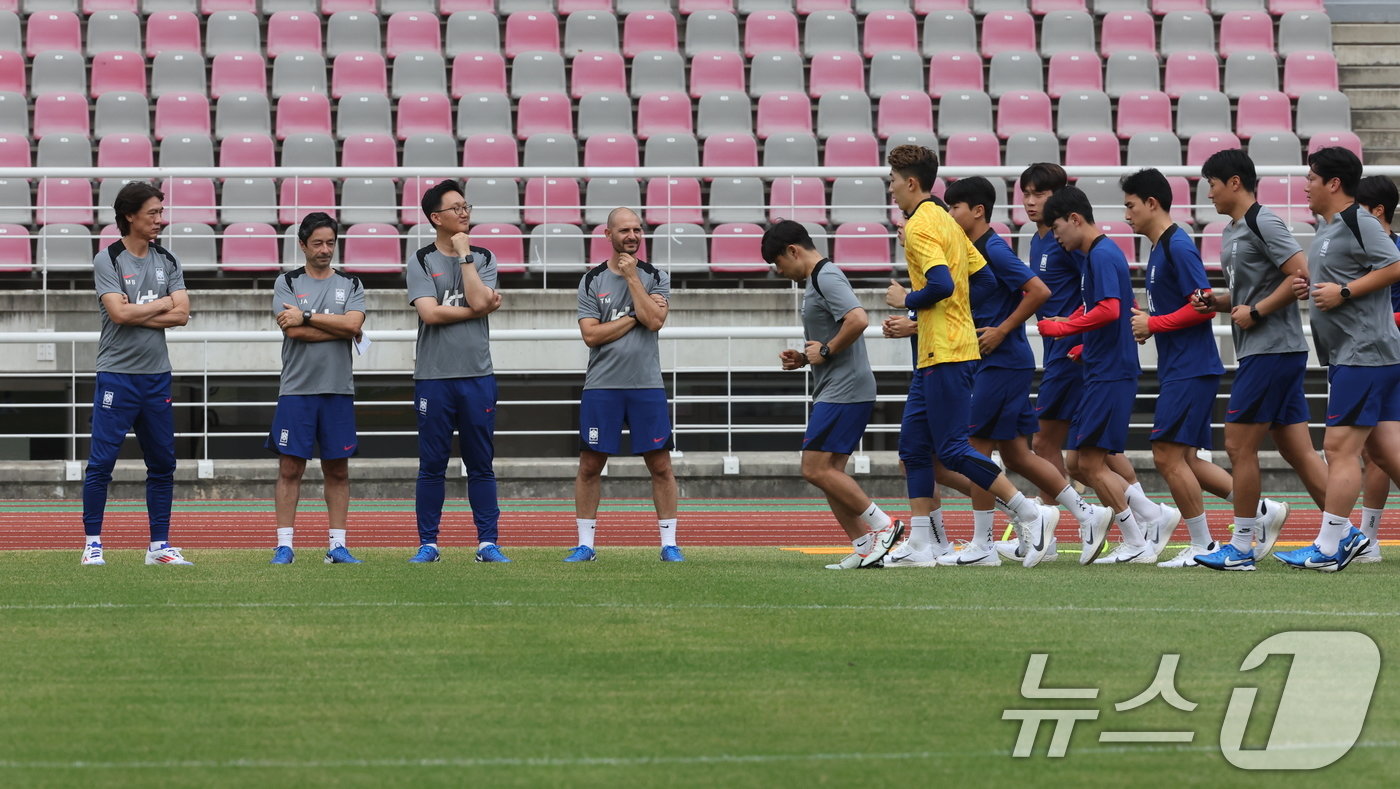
[1340,286,1353,301]
[303,310,313,325]
[1249,307,1263,323]
[819,344,831,358]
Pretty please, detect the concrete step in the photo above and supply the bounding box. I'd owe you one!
[1343,88,1400,109]
[1333,23,1400,45]
[1350,109,1400,129]
[1356,130,1400,149]
[1339,64,1400,86]
[1334,46,1400,67]
[1359,148,1400,166]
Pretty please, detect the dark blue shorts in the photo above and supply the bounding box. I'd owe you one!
[1035,359,1084,422]
[579,388,672,455]
[1152,375,1219,449]
[266,394,357,459]
[1070,378,1137,453]
[971,366,1038,441]
[803,401,873,455]
[1226,352,1309,427]
[1326,364,1400,427]
[898,375,929,463]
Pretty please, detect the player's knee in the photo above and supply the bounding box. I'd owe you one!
[577,453,607,478]
[1151,443,1181,469]
[321,461,349,484]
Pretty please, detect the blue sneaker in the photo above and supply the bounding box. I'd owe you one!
[475,543,512,563]
[660,545,685,562]
[269,546,295,565]
[408,544,441,563]
[1194,543,1255,571]
[325,546,362,564]
[563,545,596,562]
[1277,527,1369,572]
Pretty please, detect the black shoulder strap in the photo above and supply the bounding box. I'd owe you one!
[809,258,830,298]
[281,270,297,292]
[414,243,435,273]
[106,240,124,266]
[583,261,609,292]
[637,259,660,285]
[148,242,179,270]
[339,269,363,293]
[1158,223,1178,271]
[1244,202,1267,244]
[1341,203,1367,251]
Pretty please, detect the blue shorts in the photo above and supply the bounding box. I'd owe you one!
[803,401,873,455]
[971,366,1038,441]
[1151,375,1219,449]
[1326,364,1400,427]
[1070,378,1137,453]
[1226,352,1309,427]
[1035,359,1084,422]
[266,394,357,459]
[898,375,929,463]
[579,388,672,455]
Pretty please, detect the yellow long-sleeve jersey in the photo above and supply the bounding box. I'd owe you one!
[903,198,988,368]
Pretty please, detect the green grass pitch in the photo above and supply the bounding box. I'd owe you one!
[0,548,1396,788]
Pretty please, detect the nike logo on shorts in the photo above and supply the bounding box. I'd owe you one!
[653,436,666,442]
[1227,409,1240,414]
[343,445,355,451]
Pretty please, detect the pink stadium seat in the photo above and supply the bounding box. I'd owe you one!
[89,52,147,97]
[275,93,332,140]
[945,132,1001,166]
[863,11,918,58]
[744,11,800,58]
[221,223,281,272]
[210,53,266,98]
[523,177,582,225]
[204,0,257,11]
[1099,12,1155,57]
[623,12,678,58]
[1116,91,1172,138]
[332,53,388,98]
[690,52,746,98]
[646,178,704,225]
[1199,219,1226,264]
[588,224,649,265]
[278,178,337,225]
[710,223,767,273]
[1165,176,1193,226]
[154,93,211,140]
[928,52,984,97]
[145,12,201,58]
[995,91,1053,139]
[702,134,759,168]
[1186,131,1241,165]
[769,177,826,224]
[323,0,376,12]
[98,134,152,167]
[342,134,397,167]
[26,12,81,57]
[1218,11,1274,59]
[515,92,573,139]
[386,12,442,59]
[37,178,94,225]
[877,91,933,139]
[341,223,403,274]
[400,177,444,225]
[452,53,507,98]
[266,12,322,59]
[471,224,526,273]
[1235,91,1292,138]
[808,52,865,98]
[1164,52,1220,97]
[33,94,90,138]
[636,91,693,139]
[980,11,1036,59]
[833,223,892,274]
[571,51,626,98]
[0,225,31,273]
[1065,132,1121,166]
[1282,51,1338,98]
[1096,220,1135,263]
[1257,176,1310,224]
[504,12,560,59]
[219,134,275,167]
[1308,131,1363,160]
[824,132,878,166]
[584,134,640,168]
[1270,0,1325,11]
[1046,51,1101,97]
[756,92,813,139]
[0,134,30,167]
[0,51,22,95]
[396,93,453,139]
[462,133,519,168]
[161,178,217,224]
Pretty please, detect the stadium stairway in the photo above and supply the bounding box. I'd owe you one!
[1337,22,1400,165]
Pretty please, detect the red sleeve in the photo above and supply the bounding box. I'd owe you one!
[1147,302,1216,334]
[1067,344,1084,362]
[1394,312,1400,328]
[1037,299,1120,338]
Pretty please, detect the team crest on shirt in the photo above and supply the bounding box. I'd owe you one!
[101,390,113,409]
[155,269,166,284]
[1319,239,1330,257]
[335,288,346,303]
[278,429,289,447]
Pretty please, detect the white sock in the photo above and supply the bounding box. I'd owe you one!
[277,527,294,548]
[909,516,932,550]
[1115,509,1147,548]
[328,528,346,550]
[930,507,947,547]
[149,541,165,551]
[1316,512,1350,548]
[576,518,597,548]
[1232,516,1256,551]
[1362,507,1383,545]
[1056,484,1095,524]
[972,510,995,548]
[1126,482,1163,526]
[1005,491,1040,525]
[658,518,677,547]
[1184,514,1211,547]
[853,531,874,554]
[858,502,892,531]
[84,537,100,547]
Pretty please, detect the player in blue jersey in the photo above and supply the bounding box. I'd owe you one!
[1354,174,1400,563]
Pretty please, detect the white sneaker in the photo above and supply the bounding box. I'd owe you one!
[1254,498,1289,560]
[1157,541,1218,568]
[80,542,105,566]
[883,539,937,568]
[1148,504,1182,557]
[1093,542,1156,565]
[859,519,905,568]
[825,552,872,570]
[145,544,193,565]
[935,542,1002,567]
[1354,539,1383,564]
[995,538,1059,562]
[1079,505,1112,565]
[1023,505,1060,568]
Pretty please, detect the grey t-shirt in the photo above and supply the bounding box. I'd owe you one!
[1308,204,1400,367]
[802,260,877,404]
[273,268,365,396]
[577,261,671,390]
[406,244,498,380]
[1221,203,1309,359]
[93,241,187,374]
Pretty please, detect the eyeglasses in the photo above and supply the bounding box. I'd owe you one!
[433,203,472,216]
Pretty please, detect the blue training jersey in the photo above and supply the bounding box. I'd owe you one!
[1390,232,1400,313]
[1080,235,1141,383]
[1145,224,1224,382]
[1030,228,1083,366]
[970,228,1037,370]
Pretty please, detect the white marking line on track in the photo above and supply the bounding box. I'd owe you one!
[0,741,1395,770]
[2,599,1399,618]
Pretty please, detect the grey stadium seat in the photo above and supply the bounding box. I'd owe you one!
[1004,132,1060,166]
[577,92,633,140]
[402,134,458,168]
[161,223,217,271]
[457,93,513,138]
[989,51,1044,99]
[630,51,686,98]
[37,225,94,272]
[392,53,448,98]
[1040,11,1095,58]
[1159,12,1215,57]
[511,52,566,98]
[522,133,580,168]
[528,223,585,275]
[1175,91,1232,139]
[1126,132,1183,166]
[937,91,993,139]
[220,178,277,224]
[1105,52,1160,98]
[748,52,805,97]
[816,91,872,139]
[803,11,858,57]
[1295,92,1351,140]
[1249,132,1303,166]
[584,178,642,226]
[340,178,398,224]
[336,93,393,139]
[215,93,271,139]
[151,52,206,99]
[31,52,86,96]
[762,133,818,168]
[0,178,31,223]
[650,223,709,273]
[85,11,142,57]
[923,11,977,58]
[464,177,522,225]
[205,11,260,58]
[707,178,765,225]
[1057,91,1113,138]
[644,134,700,168]
[1278,11,1333,58]
[158,134,215,167]
[1224,53,1279,99]
[685,11,740,57]
[94,92,150,139]
[869,52,923,99]
[97,178,137,225]
[697,92,753,139]
[830,177,888,225]
[37,134,93,167]
[272,54,328,99]
[445,12,500,60]
[280,134,336,167]
[563,10,619,57]
[0,92,24,135]
[326,12,380,59]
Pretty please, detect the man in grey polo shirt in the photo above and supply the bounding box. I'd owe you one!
[1279,147,1400,571]
[566,207,682,562]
